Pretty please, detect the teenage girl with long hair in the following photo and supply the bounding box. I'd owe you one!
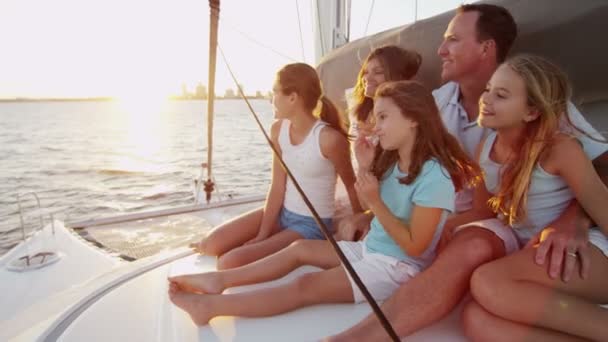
[457,55,608,341]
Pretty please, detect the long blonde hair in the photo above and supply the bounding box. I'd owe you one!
[489,54,604,225]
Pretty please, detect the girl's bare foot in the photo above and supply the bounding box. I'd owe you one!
[168,281,180,295]
[168,271,225,294]
[189,240,205,254]
[168,289,214,326]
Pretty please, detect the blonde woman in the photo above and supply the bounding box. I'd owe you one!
[457,55,608,341]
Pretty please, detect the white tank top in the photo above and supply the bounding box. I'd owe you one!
[278,119,336,218]
[480,132,574,241]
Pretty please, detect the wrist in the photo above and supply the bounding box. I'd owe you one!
[577,215,593,230]
[367,199,383,214]
[357,165,371,174]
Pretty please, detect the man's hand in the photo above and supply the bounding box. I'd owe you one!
[436,221,458,254]
[526,223,590,282]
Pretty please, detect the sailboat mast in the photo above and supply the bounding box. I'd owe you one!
[313,0,350,63]
[204,0,220,203]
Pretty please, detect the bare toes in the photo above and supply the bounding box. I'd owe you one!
[169,290,213,326]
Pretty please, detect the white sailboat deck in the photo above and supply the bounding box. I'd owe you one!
[2,0,608,340]
[1,197,466,341]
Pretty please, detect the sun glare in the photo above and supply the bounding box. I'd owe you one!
[109,93,172,174]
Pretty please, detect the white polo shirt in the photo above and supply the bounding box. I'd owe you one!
[432,82,489,159]
[433,81,608,212]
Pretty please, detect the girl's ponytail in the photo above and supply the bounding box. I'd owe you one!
[319,96,348,138]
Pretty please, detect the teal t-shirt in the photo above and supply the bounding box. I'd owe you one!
[365,159,456,270]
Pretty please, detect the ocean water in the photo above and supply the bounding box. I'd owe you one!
[0,99,274,256]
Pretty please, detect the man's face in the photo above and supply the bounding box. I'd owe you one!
[437,11,486,82]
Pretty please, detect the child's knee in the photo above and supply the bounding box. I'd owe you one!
[288,239,310,250]
[293,272,321,303]
[287,239,314,258]
[462,300,490,341]
[199,235,225,256]
[450,229,504,265]
[469,263,503,306]
[217,250,248,270]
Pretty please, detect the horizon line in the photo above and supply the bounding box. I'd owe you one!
[0,95,271,102]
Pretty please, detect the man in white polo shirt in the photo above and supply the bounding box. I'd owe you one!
[329,3,608,341]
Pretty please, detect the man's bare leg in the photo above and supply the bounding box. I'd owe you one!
[326,227,506,341]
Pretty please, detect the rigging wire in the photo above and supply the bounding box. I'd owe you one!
[222,19,299,62]
[363,0,375,36]
[315,0,326,57]
[295,0,307,61]
[217,44,400,342]
[309,0,315,47]
[346,0,352,42]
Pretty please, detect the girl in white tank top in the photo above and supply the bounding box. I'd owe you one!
[189,63,362,270]
[278,119,336,218]
[456,55,608,341]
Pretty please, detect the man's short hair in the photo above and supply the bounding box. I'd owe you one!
[458,4,517,63]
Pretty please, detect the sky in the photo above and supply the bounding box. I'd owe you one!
[0,0,464,99]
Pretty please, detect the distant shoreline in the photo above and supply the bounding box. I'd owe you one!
[0,97,270,103]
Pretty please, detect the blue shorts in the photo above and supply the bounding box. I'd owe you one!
[279,207,332,240]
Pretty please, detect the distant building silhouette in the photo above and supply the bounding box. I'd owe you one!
[181,83,192,99]
[168,83,271,101]
[195,83,207,99]
[224,88,236,99]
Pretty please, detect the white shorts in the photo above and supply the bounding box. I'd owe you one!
[455,218,608,258]
[589,229,608,258]
[337,241,419,303]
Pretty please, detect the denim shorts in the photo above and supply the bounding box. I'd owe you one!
[279,207,332,240]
